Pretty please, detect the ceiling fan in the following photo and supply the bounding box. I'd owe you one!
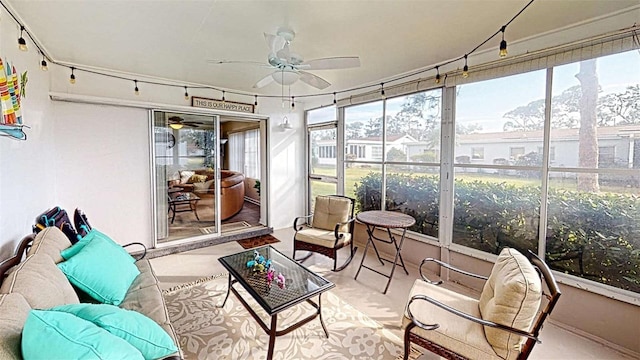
[168,116,203,130]
[208,27,361,90]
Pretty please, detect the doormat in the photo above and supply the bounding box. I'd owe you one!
[237,234,281,249]
[200,221,251,234]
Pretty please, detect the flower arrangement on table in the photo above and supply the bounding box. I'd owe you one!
[246,250,285,289]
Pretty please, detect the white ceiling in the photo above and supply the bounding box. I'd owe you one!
[7,0,640,99]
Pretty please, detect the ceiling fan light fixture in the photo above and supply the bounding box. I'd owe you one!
[272,69,300,86]
[169,123,183,130]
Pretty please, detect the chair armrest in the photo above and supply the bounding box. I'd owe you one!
[293,214,313,231]
[419,258,488,285]
[333,217,356,240]
[407,294,541,343]
[123,242,147,261]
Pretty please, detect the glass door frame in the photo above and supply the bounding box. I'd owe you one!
[150,107,270,248]
[306,121,344,214]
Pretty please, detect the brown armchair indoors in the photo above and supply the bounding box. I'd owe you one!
[403,248,561,360]
[293,195,358,272]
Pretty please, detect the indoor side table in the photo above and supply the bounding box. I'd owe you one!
[354,210,416,294]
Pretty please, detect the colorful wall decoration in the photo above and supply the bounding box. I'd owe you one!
[0,56,27,140]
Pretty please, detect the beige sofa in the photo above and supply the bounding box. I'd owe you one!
[0,227,182,359]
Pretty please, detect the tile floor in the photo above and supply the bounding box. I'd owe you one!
[150,227,635,360]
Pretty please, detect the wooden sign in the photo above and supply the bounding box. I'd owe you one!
[191,96,254,114]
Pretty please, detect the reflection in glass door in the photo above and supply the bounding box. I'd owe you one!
[153,111,219,244]
[308,124,338,212]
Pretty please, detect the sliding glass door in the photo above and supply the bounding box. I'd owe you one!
[153,111,220,244]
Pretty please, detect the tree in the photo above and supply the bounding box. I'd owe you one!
[346,121,365,140]
[576,59,600,192]
[386,147,407,162]
[503,99,546,131]
[598,85,640,126]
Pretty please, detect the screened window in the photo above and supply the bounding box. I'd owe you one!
[454,70,546,255]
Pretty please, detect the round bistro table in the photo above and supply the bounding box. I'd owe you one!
[354,210,416,294]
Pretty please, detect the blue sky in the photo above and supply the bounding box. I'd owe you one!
[327,50,639,132]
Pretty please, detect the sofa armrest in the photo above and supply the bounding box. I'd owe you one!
[122,242,147,261]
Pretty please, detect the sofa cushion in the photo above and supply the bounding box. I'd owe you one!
[129,259,159,292]
[479,248,542,359]
[52,303,177,359]
[26,227,71,264]
[193,179,214,193]
[58,235,140,305]
[0,293,31,359]
[0,253,79,309]
[61,229,135,263]
[21,310,143,360]
[295,227,352,248]
[312,196,351,232]
[120,283,171,326]
[179,170,195,184]
[189,174,208,183]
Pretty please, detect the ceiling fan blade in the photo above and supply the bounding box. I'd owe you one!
[207,59,269,67]
[264,33,286,53]
[301,56,361,70]
[299,71,331,90]
[276,44,291,62]
[253,73,275,89]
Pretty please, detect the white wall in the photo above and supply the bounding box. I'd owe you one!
[47,67,305,240]
[51,102,152,246]
[0,15,56,259]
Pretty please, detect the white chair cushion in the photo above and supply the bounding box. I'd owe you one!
[403,279,502,360]
[312,196,351,232]
[294,227,351,249]
[479,248,542,359]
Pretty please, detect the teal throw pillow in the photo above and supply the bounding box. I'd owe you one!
[61,229,135,263]
[21,309,143,360]
[58,235,140,305]
[53,303,177,360]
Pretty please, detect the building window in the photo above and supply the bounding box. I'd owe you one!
[371,146,383,160]
[348,145,365,158]
[510,147,525,160]
[471,147,484,160]
[318,145,335,158]
[598,146,615,167]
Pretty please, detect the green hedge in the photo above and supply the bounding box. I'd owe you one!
[354,172,640,292]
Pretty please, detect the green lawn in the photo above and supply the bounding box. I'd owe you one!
[310,165,637,199]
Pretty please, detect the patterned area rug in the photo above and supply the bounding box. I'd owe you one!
[237,234,281,249]
[162,274,404,359]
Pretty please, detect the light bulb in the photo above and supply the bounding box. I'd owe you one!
[499,40,508,58]
[40,59,48,71]
[462,65,469,78]
[184,87,189,100]
[18,27,27,51]
[134,81,139,95]
[69,68,76,84]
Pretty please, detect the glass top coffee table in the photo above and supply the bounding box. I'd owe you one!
[218,245,335,360]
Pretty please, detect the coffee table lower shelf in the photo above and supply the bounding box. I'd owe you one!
[221,276,329,359]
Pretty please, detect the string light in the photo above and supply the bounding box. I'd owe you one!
[221,90,225,102]
[184,86,189,101]
[18,26,27,51]
[435,66,441,84]
[499,26,508,58]
[333,92,337,104]
[40,55,48,71]
[134,80,139,95]
[380,83,386,99]
[69,67,76,84]
[254,95,258,106]
[462,55,469,78]
[291,96,295,110]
